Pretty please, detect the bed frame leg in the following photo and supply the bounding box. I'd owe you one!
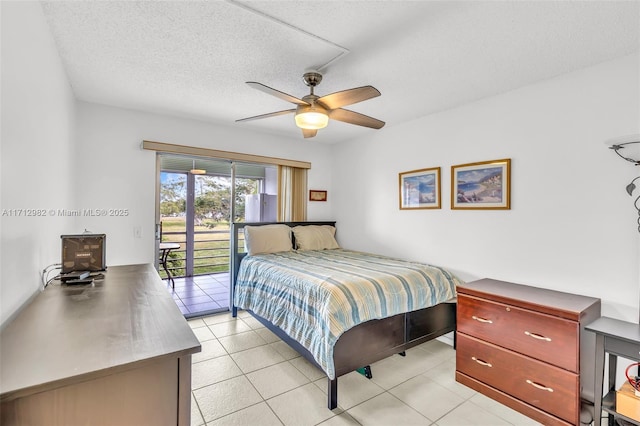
[397,351,406,357]
[363,365,372,379]
[232,306,238,317]
[328,378,337,410]
[356,365,373,379]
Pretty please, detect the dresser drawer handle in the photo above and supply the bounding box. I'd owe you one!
[471,357,492,367]
[471,315,493,324]
[526,379,554,392]
[524,331,551,342]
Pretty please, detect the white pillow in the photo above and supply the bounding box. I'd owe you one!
[292,225,340,251]
[244,225,293,256]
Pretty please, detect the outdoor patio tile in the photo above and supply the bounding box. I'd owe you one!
[165,273,234,316]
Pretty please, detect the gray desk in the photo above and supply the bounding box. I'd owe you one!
[0,264,201,426]
[586,316,640,426]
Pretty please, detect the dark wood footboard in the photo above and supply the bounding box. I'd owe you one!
[333,301,456,377]
[329,301,456,409]
[245,300,456,410]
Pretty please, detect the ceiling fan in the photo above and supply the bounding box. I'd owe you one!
[236,70,385,138]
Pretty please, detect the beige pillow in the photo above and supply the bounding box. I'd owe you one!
[244,225,293,256]
[292,225,340,251]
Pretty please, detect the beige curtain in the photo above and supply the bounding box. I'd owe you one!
[278,166,307,221]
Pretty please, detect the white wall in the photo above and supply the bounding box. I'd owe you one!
[73,102,334,268]
[332,53,640,322]
[0,1,334,326]
[0,2,77,326]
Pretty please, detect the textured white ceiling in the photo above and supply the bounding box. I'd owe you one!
[41,0,639,144]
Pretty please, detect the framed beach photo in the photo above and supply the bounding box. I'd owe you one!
[399,167,441,210]
[451,159,511,210]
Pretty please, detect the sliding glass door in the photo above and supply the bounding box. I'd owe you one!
[157,155,276,279]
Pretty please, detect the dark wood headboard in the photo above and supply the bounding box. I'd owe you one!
[230,221,336,316]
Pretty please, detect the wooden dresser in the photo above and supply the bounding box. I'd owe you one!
[455,278,601,426]
[0,264,201,426]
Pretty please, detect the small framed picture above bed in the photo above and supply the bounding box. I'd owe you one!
[309,190,327,201]
[399,167,441,210]
[451,158,511,210]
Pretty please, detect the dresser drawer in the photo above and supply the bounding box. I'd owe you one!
[457,294,579,371]
[457,333,579,424]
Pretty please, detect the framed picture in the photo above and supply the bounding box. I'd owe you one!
[451,158,511,210]
[309,190,327,202]
[399,167,441,209]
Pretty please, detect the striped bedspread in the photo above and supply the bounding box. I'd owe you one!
[233,249,461,379]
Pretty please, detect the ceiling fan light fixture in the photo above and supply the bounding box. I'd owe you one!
[237,73,384,137]
[295,105,329,130]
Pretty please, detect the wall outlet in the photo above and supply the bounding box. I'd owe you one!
[134,226,142,238]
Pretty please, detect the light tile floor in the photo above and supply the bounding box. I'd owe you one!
[164,273,230,317]
[187,311,559,426]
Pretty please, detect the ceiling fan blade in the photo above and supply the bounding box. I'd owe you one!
[246,82,309,106]
[235,109,295,123]
[329,108,385,129]
[317,86,381,109]
[302,128,317,138]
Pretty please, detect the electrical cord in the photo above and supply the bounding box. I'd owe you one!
[41,263,62,290]
[625,362,640,392]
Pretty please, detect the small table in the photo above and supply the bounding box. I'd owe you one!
[585,316,640,426]
[159,242,180,288]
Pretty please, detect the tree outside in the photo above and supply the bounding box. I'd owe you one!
[159,172,258,277]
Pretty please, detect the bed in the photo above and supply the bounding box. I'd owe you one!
[230,221,460,410]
